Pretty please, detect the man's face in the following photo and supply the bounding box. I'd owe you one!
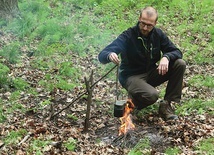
[138,12,157,36]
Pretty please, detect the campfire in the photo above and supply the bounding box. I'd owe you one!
[118,99,135,135]
[111,99,138,148]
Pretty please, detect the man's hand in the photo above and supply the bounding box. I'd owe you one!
[157,57,169,75]
[109,52,120,65]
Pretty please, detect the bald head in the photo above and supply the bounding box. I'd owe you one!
[140,6,158,21]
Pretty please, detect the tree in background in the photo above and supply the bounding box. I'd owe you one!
[0,0,20,19]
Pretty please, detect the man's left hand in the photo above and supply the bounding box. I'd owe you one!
[157,57,169,75]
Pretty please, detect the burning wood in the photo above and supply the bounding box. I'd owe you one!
[112,131,137,148]
[111,99,141,148]
[118,99,135,136]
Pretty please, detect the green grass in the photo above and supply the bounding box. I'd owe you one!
[64,137,77,151]
[164,147,181,155]
[177,99,214,116]
[0,102,7,123]
[13,77,30,91]
[27,137,76,154]
[1,0,213,65]
[188,75,214,88]
[28,139,51,155]
[0,42,21,64]
[136,103,159,118]
[128,137,151,155]
[9,91,21,101]
[194,138,214,155]
[0,63,10,89]
[3,129,27,145]
[40,99,51,107]
[67,114,78,121]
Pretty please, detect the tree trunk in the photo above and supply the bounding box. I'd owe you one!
[0,0,20,19]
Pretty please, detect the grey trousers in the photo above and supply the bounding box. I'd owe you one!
[123,59,186,110]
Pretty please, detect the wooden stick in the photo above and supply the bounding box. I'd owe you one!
[18,132,33,146]
[49,65,117,119]
[84,70,94,131]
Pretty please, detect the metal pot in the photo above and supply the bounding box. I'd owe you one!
[114,100,126,117]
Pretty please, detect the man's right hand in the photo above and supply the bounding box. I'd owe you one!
[109,52,120,65]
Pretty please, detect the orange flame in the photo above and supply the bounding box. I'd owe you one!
[119,99,135,135]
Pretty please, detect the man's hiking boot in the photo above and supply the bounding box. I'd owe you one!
[158,100,178,120]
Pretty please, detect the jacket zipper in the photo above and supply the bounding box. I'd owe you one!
[138,37,153,59]
[150,43,153,59]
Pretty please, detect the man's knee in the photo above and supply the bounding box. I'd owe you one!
[146,89,159,103]
[129,89,159,109]
[174,59,186,68]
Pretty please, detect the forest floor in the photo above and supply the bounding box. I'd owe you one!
[0,31,213,155]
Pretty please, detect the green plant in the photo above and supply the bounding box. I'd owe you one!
[69,0,100,8]
[67,114,78,121]
[32,19,63,43]
[137,103,159,117]
[188,75,214,88]
[28,139,50,155]
[40,99,51,107]
[0,102,7,123]
[59,61,77,77]
[0,18,7,27]
[158,87,166,98]
[7,102,25,114]
[176,99,214,116]
[31,57,55,70]
[0,42,21,64]
[6,13,37,38]
[39,42,67,56]
[0,63,10,88]
[27,88,39,96]
[194,138,214,155]
[3,129,27,145]
[9,90,21,101]
[14,0,50,38]
[95,0,138,32]
[39,74,77,92]
[165,146,181,155]
[56,77,76,90]
[19,0,50,16]
[13,77,30,91]
[128,137,151,155]
[64,137,76,151]
[38,79,55,92]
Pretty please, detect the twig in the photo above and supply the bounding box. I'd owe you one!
[18,132,33,146]
[47,103,54,120]
[49,65,117,119]
[84,70,94,131]
[49,91,87,119]
[90,64,118,88]
[50,141,62,149]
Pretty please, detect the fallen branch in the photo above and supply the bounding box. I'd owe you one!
[49,65,118,120]
[18,132,33,146]
[49,141,62,149]
[112,131,137,148]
